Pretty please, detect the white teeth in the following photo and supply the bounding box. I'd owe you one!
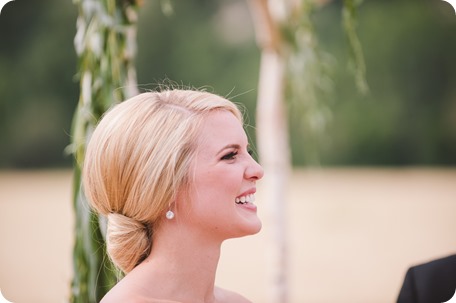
[235,194,255,204]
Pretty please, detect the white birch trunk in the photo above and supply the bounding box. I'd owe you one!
[248,1,291,302]
[257,50,290,303]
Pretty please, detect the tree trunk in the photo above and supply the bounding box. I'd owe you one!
[257,49,291,303]
[248,1,366,302]
[248,1,291,302]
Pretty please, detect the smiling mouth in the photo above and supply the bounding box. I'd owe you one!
[235,194,255,205]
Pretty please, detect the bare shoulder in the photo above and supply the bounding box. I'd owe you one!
[99,286,146,303]
[215,286,252,303]
[101,291,179,303]
[99,274,181,303]
[99,283,154,303]
[101,287,180,303]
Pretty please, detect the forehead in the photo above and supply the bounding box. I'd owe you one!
[196,110,247,151]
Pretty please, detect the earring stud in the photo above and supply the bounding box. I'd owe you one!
[166,210,175,220]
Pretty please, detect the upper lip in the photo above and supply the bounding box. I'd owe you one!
[236,188,256,198]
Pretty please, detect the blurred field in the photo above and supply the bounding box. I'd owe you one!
[1,168,456,303]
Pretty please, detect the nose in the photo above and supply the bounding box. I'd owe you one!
[245,156,264,181]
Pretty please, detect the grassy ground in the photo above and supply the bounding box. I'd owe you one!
[1,168,456,303]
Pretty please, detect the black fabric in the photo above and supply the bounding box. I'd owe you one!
[397,254,456,303]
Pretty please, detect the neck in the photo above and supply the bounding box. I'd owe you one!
[132,221,223,303]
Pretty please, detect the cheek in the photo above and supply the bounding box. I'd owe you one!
[189,171,241,215]
[205,169,243,201]
[186,163,245,209]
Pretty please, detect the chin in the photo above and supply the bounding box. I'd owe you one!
[251,219,262,235]
[237,218,262,238]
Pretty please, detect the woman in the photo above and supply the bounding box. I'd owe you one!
[83,89,264,303]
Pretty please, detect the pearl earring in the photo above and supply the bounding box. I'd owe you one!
[166,210,175,220]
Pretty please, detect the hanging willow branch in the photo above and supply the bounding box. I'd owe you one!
[280,0,368,164]
[69,0,140,302]
[281,0,334,164]
[343,0,369,95]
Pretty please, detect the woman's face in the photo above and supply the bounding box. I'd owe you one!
[178,110,264,241]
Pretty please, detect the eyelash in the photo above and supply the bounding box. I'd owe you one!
[221,151,238,160]
[221,149,254,161]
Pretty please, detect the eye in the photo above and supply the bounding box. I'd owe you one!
[221,151,238,161]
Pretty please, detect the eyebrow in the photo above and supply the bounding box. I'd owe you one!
[216,143,250,156]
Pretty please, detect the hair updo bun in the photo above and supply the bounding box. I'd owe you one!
[106,213,151,273]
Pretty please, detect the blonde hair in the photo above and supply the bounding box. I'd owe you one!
[82,89,242,273]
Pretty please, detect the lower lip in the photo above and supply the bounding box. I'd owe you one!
[236,202,257,212]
